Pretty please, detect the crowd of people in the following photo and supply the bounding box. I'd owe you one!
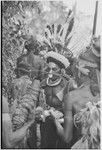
[2,35,100,149]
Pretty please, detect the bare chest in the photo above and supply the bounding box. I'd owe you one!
[70,86,98,114]
[44,85,64,109]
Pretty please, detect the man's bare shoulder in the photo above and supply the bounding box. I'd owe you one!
[69,87,90,107]
[69,85,100,113]
[69,88,84,102]
[69,85,93,99]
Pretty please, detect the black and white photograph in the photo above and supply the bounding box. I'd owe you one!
[1,0,101,149]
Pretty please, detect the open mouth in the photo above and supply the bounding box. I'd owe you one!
[47,75,62,86]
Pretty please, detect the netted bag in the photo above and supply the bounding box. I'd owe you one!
[11,76,32,101]
[12,77,40,131]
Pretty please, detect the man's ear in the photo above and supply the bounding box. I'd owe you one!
[61,68,66,75]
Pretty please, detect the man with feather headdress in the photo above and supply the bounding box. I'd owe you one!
[37,7,78,148]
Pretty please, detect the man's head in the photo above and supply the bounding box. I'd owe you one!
[45,51,70,86]
[24,37,40,55]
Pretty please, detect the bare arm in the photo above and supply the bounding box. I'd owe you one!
[55,97,73,143]
[3,113,34,148]
[54,83,73,143]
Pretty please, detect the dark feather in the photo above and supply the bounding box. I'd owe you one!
[46,25,52,35]
[57,24,62,33]
[52,24,54,34]
[65,18,74,40]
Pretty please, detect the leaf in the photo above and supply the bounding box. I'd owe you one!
[90,124,98,142]
[71,137,89,149]
[76,65,90,75]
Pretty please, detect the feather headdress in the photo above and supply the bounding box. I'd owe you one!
[42,3,76,58]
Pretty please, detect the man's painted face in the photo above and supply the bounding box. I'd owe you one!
[46,62,62,86]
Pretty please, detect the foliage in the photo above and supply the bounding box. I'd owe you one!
[73,101,101,149]
[2,1,70,97]
[2,1,99,98]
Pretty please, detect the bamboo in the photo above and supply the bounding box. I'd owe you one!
[93,1,98,36]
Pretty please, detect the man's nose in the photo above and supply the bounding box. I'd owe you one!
[48,69,53,78]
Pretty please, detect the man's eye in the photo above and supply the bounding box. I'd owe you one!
[45,67,50,72]
[52,68,60,72]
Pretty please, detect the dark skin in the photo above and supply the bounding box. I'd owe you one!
[44,78,76,110]
[43,61,68,110]
[44,79,66,111]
